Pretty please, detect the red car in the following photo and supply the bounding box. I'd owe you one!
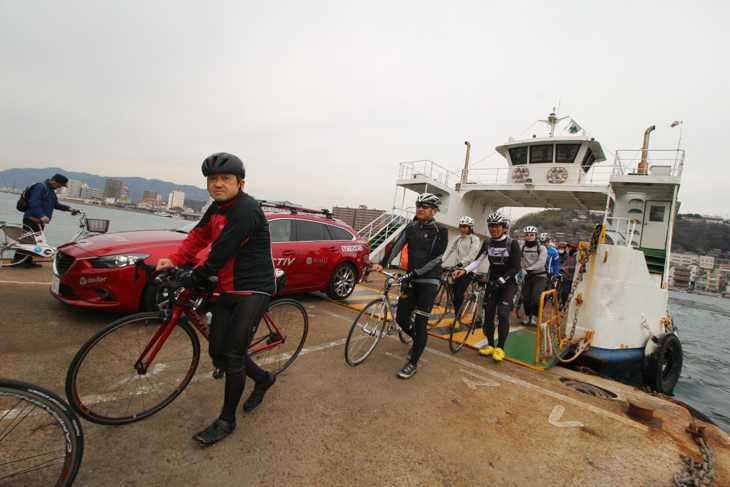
[51,204,370,312]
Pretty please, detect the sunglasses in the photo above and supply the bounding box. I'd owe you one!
[525,233,537,237]
[415,203,436,209]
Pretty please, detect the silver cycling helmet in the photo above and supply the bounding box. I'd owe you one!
[539,232,551,242]
[486,211,509,226]
[523,226,539,234]
[415,192,440,208]
[459,216,475,226]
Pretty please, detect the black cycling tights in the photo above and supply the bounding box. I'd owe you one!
[209,292,270,424]
[482,280,517,350]
[396,282,438,366]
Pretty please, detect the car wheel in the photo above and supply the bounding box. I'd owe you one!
[139,281,208,312]
[326,263,357,300]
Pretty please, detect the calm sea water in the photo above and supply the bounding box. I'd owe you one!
[1,191,729,434]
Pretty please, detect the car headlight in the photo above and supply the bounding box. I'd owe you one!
[90,253,151,268]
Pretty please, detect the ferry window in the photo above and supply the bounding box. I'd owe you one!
[295,220,327,242]
[327,225,355,241]
[581,148,596,172]
[649,206,666,222]
[556,144,581,163]
[270,219,293,243]
[529,144,553,163]
[509,147,528,165]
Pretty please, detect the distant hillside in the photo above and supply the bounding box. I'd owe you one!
[0,167,209,202]
[513,209,730,254]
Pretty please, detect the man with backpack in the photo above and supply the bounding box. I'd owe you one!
[14,174,79,267]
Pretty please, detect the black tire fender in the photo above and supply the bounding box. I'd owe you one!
[642,333,683,394]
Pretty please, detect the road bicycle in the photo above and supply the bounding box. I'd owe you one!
[544,272,563,307]
[345,271,413,366]
[428,266,457,327]
[0,211,109,267]
[449,273,490,353]
[0,378,84,486]
[65,261,308,426]
[513,275,525,320]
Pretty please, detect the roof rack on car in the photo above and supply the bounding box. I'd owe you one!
[258,200,334,220]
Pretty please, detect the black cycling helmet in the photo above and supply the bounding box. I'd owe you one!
[201,152,245,179]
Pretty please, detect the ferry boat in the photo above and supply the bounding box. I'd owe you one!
[364,112,684,394]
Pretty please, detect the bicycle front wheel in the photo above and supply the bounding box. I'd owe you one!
[0,379,84,487]
[514,293,524,319]
[250,298,309,375]
[345,298,389,365]
[428,283,450,327]
[450,296,477,353]
[65,312,200,425]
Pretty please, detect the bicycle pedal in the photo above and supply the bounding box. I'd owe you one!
[212,369,224,380]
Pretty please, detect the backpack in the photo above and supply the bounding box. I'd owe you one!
[16,182,48,212]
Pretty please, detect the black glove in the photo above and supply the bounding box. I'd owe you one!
[398,272,416,284]
[487,280,500,295]
[177,270,200,289]
[70,209,80,216]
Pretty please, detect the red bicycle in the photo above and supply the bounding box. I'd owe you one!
[65,261,308,426]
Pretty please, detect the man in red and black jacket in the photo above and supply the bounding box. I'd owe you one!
[156,152,276,446]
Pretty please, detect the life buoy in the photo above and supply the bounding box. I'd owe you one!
[512,167,530,183]
[642,333,683,394]
[547,166,568,184]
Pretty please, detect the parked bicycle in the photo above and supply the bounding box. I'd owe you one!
[345,271,413,365]
[513,274,525,320]
[0,210,109,267]
[0,378,84,486]
[449,273,490,353]
[65,261,308,425]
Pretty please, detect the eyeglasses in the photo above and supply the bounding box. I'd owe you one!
[415,203,435,209]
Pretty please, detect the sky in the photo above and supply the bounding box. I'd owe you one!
[1,1,729,219]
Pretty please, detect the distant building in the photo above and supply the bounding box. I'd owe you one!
[80,185,103,200]
[333,205,386,234]
[670,252,699,266]
[669,265,696,289]
[699,255,715,270]
[168,189,185,209]
[143,191,159,200]
[67,180,82,198]
[104,178,123,200]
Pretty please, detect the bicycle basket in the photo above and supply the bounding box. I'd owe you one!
[85,218,110,233]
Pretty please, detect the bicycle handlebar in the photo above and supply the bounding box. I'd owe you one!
[134,260,218,309]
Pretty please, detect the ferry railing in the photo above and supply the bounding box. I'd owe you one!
[359,206,416,257]
[398,160,461,188]
[603,217,640,247]
[612,149,684,177]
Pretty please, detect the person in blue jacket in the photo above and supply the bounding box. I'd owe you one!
[14,174,78,267]
[540,233,560,276]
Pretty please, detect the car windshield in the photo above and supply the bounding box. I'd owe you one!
[175,221,200,234]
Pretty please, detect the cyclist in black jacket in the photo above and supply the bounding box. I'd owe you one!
[156,153,277,446]
[454,211,521,362]
[372,193,449,379]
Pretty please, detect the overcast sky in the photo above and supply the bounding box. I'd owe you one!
[1,1,728,218]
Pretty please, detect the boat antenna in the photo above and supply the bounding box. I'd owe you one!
[539,108,567,137]
[671,120,684,150]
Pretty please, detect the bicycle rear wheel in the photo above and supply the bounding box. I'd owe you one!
[345,298,389,365]
[514,291,524,319]
[250,298,309,374]
[0,232,22,268]
[0,379,84,486]
[66,312,200,425]
[450,296,477,353]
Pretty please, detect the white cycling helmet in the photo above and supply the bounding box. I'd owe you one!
[486,211,509,226]
[459,216,475,226]
[523,226,538,234]
[539,232,551,242]
[415,192,440,208]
